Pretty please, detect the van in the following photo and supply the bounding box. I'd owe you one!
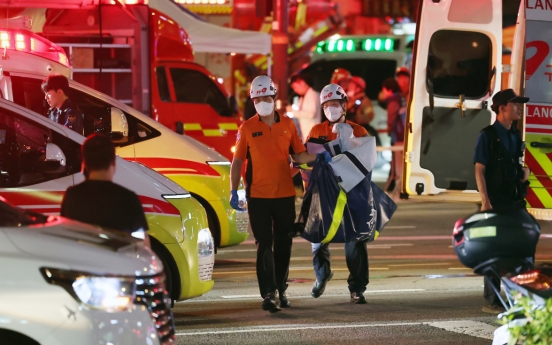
[0,198,175,345]
[301,34,413,146]
[0,95,214,302]
[0,27,249,249]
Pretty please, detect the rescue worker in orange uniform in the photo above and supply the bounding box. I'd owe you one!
[305,84,371,304]
[346,76,378,144]
[330,68,352,90]
[229,75,330,313]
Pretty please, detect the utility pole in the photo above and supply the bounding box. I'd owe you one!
[271,0,288,111]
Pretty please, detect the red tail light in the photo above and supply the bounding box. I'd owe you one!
[510,270,552,291]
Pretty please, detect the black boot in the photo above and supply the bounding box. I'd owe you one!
[279,290,290,308]
[350,291,367,304]
[262,292,281,313]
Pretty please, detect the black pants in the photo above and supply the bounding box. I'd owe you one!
[248,196,295,298]
[312,240,369,293]
[484,255,533,306]
[483,275,501,306]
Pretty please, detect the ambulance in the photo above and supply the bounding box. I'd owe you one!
[0,27,249,249]
[0,92,214,302]
[402,0,552,220]
[301,33,414,147]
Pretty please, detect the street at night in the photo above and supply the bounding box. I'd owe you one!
[174,201,552,344]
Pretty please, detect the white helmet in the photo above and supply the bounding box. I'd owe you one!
[250,75,277,99]
[320,83,348,105]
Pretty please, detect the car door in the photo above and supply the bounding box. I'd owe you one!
[157,64,239,160]
[403,0,503,198]
[0,102,79,215]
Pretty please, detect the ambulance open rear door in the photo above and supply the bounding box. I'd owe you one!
[521,3,552,220]
[402,0,504,201]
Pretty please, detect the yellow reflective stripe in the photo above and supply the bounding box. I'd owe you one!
[314,25,329,38]
[184,123,202,130]
[526,145,552,207]
[321,189,347,244]
[299,163,311,170]
[253,56,267,67]
[203,129,223,137]
[219,123,238,130]
[374,230,380,240]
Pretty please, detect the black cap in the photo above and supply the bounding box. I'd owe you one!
[491,89,529,112]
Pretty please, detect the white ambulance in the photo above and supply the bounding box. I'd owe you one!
[0,87,214,302]
[0,198,173,345]
[402,0,552,221]
[0,27,249,251]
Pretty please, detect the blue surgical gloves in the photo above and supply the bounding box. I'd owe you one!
[230,190,245,211]
[318,151,332,164]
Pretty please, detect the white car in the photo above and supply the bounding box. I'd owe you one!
[0,198,175,345]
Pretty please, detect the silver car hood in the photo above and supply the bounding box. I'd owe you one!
[1,217,162,277]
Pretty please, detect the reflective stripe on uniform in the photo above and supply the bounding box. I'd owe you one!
[321,189,347,244]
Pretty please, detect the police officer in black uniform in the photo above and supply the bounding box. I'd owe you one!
[473,88,531,314]
[42,74,83,135]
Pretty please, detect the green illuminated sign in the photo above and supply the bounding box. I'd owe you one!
[362,38,394,52]
[315,37,395,54]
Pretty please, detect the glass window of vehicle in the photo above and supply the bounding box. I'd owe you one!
[156,67,171,102]
[169,68,232,116]
[10,76,160,147]
[0,109,80,187]
[427,30,492,99]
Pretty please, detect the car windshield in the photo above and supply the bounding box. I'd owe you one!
[0,199,48,226]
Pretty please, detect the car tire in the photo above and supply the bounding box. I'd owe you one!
[150,239,180,304]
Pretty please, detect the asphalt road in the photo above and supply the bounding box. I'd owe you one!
[173,201,552,345]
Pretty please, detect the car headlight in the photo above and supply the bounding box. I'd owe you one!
[41,268,136,312]
[197,228,214,257]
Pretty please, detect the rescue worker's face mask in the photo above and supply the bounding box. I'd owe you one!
[254,100,274,116]
[324,105,344,122]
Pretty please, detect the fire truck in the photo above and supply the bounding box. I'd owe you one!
[13,0,270,161]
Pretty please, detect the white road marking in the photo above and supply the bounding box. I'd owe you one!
[217,249,257,254]
[220,289,426,300]
[176,322,422,336]
[176,319,495,339]
[449,267,471,270]
[387,263,451,267]
[214,267,390,275]
[425,320,496,340]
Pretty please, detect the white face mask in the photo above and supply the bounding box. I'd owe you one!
[324,105,344,122]
[254,101,274,116]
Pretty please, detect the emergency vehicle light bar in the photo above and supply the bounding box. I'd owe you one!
[0,29,70,68]
[316,38,397,54]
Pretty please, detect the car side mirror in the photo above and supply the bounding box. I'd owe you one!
[111,108,129,143]
[229,95,238,116]
[176,121,184,135]
[44,142,66,173]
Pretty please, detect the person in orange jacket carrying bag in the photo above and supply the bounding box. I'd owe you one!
[229,75,330,313]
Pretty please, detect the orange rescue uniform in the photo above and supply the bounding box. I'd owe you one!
[306,120,368,142]
[234,113,306,198]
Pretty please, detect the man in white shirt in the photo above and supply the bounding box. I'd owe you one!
[288,74,321,142]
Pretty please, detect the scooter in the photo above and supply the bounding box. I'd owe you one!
[452,208,551,345]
